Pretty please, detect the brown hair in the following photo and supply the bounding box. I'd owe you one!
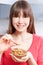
[7,0,35,34]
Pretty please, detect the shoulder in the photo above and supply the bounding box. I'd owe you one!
[33,34,43,46]
[33,34,43,41]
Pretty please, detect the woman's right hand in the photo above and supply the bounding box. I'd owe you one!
[0,34,10,53]
[0,34,17,54]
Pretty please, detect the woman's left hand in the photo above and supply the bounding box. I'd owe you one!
[21,51,32,62]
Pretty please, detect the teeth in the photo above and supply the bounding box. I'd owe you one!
[17,25,24,26]
[17,25,24,27]
[18,24,23,26]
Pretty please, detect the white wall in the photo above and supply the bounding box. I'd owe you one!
[35,21,43,37]
[0,0,43,4]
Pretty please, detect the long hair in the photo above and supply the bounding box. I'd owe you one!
[7,0,35,34]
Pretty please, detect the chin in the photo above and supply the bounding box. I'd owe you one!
[16,28,25,32]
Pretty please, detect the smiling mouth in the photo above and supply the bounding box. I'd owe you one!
[17,25,25,28]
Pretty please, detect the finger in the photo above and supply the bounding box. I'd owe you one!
[10,54,17,62]
[10,53,25,62]
[21,52,30,61]
[10,53,22,62]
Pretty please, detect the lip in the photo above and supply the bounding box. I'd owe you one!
[17,25,24,28]
[17,24,24,25]
[17,24,25,26]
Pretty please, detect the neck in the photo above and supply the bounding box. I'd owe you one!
[14,30,28,38]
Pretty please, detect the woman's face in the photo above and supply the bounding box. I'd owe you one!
[12,11,30,32]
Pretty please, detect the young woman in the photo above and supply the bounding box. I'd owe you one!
[0,0,43,65]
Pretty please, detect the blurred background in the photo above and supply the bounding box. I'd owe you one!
[0,0,43,36]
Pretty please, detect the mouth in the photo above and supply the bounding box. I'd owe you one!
[17,24,25,28]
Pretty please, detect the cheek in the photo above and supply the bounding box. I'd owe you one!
[12,18,18,24]
[25,21,30,26]
[12,21,18,26]
[12,21,16,27]
[12,21,16,24]
[25,18,30,26]
[28,21,30,26]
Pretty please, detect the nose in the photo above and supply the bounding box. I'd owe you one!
[19,17,23,24]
